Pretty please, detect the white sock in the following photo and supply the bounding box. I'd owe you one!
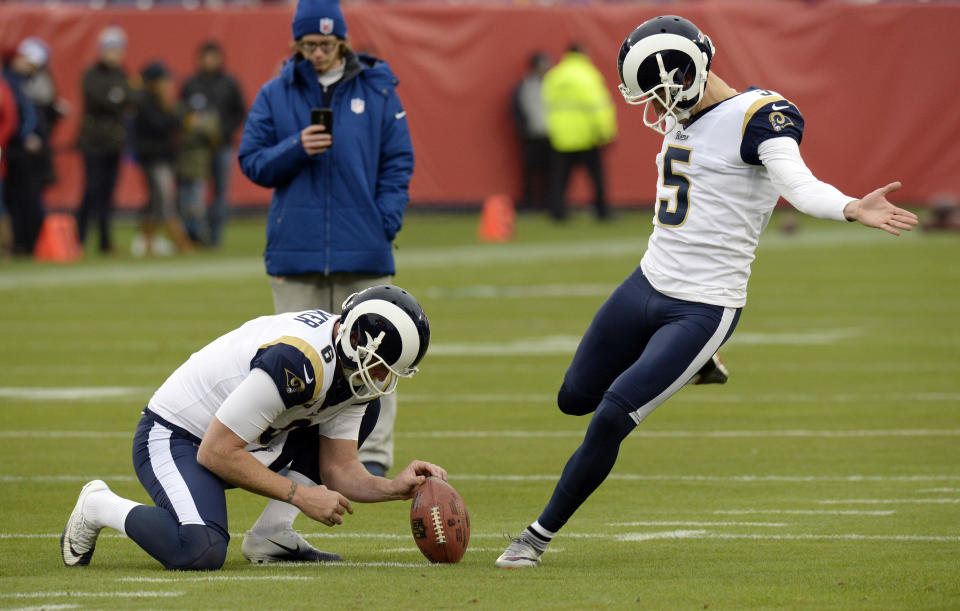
[526,521,556,552]
[249,470,315,535]
[85,488,141,536]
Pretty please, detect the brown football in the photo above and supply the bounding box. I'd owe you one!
[409,477,470,563]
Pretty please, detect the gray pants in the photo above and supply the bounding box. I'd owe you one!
[269,272,396,471]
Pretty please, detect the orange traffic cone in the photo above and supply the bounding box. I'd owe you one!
[34,213,83,263]
[477,194,516,243]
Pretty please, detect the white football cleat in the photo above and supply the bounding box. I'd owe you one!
[495,533,543,568]
[61,480,108,567]
[241,529,343,564]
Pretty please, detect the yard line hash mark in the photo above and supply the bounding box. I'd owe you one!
[715,509,896,516]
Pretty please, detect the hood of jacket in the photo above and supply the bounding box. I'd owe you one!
[280,50,399,94]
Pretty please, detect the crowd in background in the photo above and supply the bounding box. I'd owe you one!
[0,25,246,259]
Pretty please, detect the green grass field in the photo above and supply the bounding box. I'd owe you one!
[1,210,958,609]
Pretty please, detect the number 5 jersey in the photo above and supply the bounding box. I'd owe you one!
[640,87,850,308]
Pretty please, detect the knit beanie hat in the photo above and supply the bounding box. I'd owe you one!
[98,26,127,50]
[292,0,347,40]
[141,61,171,82]
[17,37,50,69]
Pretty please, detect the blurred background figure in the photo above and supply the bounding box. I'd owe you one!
[131,61,193,257]
[922,192,960,231]
[76,25,132,256]
[0,74,18,259]
[22,37,70,196]
[176,92,220,246]
[2,37,50,256]
[179,41,246,248]
[543,43,616,222]
[511,51,551,212]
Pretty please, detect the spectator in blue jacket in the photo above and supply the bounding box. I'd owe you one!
[238,0,414,565]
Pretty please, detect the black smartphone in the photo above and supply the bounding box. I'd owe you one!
[311,108,333,137]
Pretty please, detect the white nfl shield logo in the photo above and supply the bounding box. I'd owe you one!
[351,98,365,114]
[319,18,334,34]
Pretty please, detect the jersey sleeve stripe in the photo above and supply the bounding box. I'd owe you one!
[258,336,324,402]
[741,96,786,137]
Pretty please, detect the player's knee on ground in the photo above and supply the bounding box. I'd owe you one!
[557,382,601,416]
[162,525,228,571]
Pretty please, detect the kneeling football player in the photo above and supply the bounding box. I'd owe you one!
[61,285,445,570]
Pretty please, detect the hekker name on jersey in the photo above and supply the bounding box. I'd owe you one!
[146,309,368,463]
[640,87,804,308]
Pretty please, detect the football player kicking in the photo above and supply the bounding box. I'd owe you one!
[61,285,445,570]
[496,15,918,568]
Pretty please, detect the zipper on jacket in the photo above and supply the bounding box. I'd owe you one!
[323,83,334,276]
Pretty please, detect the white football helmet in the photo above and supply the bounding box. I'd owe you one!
[617,15,715,135]
[334,285,430,402]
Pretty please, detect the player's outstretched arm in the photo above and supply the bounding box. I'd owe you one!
[843,182,919,236]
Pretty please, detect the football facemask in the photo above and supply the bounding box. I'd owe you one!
[340,329,408,402]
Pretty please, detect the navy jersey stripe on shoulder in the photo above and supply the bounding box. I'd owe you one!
[250,336,324,408]
[740,97,804,166]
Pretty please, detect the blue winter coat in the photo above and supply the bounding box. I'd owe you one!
[239,53,414,277]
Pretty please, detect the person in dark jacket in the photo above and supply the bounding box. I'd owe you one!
[179,41,246,247]
[0,75,19,259]
[75,26,132,255]
[511,51,552,211]
[132,61,193,256]
[2,38,48,256]
[176,93,220,246]
[238,0,414,564]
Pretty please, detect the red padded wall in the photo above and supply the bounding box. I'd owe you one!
[1,2,957,210]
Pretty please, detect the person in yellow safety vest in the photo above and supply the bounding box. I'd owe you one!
[542,43,617,222]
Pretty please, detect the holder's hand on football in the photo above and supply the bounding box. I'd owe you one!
[294,484,354,527]
[390,460,448,500]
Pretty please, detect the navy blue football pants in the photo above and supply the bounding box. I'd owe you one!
[537,268,740,533]
[127,400,380,570]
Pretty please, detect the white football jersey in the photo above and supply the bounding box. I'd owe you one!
[640,87,805,308]
[148,309,367,462]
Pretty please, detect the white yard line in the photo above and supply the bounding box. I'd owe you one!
[4,427,958,440]
[452,474,960,483]
[8,530,956,543]
[714,509,896,516]
[819,498,960,504]
[6,605,80,611]
[398,429,960,438]
[3,473,959,485]
[3,386,958,405]
[607,521,788,527]
[426,284,614,299]
[0,592,183,599]
[0,387,149,401]
[616,530,708,541]
[0,475,136,483]
[0,432,130,440]
[377,546,563,554]
[617,532,960,543]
